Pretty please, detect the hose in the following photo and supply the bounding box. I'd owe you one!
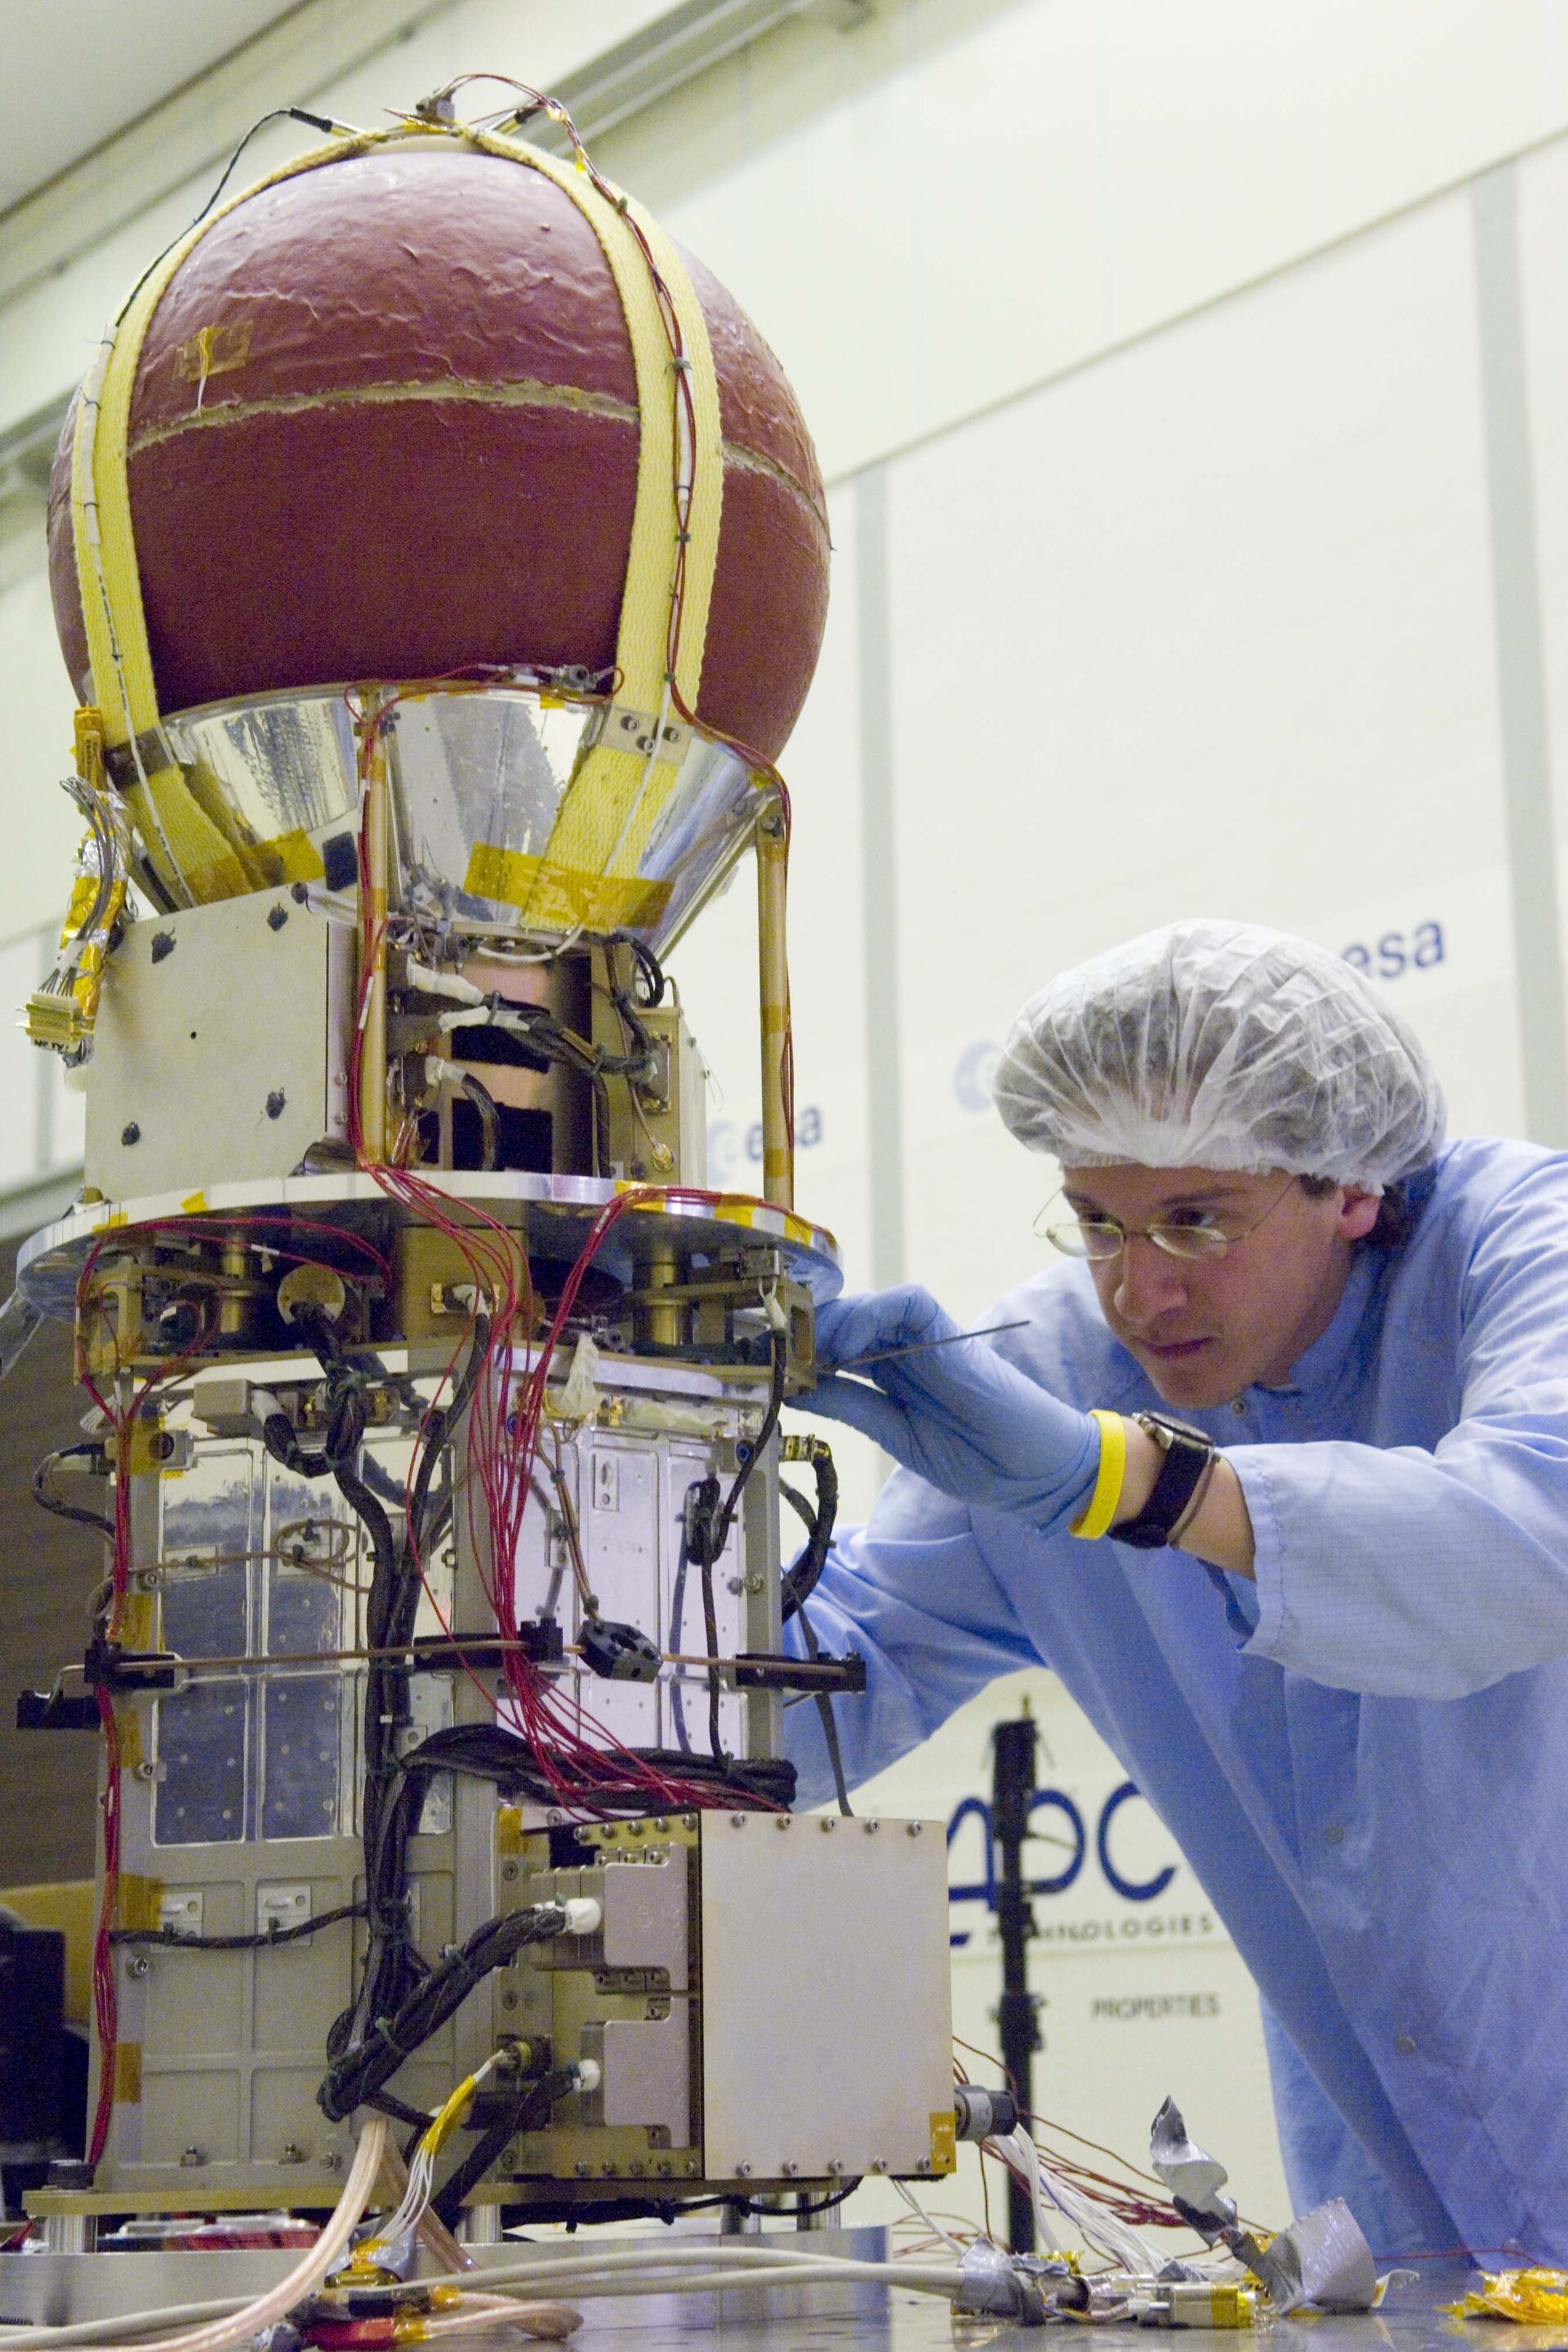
[0,2117,389,2352]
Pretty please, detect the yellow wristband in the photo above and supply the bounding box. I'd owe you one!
[1069,1410,1127,1539]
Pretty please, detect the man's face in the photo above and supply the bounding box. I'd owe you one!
[1058,1164,1382,1409]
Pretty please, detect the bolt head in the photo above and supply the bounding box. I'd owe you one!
[863,1819,880,1833]
[735,2163,751,2177]
[819,1817,836,1833]
[906,1821,923,1837]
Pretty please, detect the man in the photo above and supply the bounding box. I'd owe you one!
[794,918,1568,2261]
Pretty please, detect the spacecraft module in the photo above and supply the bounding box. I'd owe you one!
[8,82,955,2243]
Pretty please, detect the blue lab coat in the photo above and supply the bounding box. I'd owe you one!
[787,1136,1568,2259]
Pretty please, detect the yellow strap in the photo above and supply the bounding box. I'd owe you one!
[470,131,725,924]
[69,128,392,905]
[1070,1410,1128,1540]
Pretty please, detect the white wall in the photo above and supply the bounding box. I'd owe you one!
[7,0,1568,2236]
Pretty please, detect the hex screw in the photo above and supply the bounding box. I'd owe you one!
[500,1859,519,1881]
[906,1821,924,1837]
[125,1954,150,1980]
[863,1819,880,1834]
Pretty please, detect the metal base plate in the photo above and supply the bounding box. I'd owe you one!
[16,1173,842,1322]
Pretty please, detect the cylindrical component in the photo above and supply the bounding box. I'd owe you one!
[953,2083,1020,2143]
[755,800,793,1210]
[357,701,389,1166]
[217,1236,249,1339]
[635,1250,689,1352]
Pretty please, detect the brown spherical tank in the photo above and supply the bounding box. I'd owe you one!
[47,142,829,764]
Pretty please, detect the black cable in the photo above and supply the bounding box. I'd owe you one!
[605,929,666,1008]
[737,2180,862,2219]
[698,1501,725,1768]
[684,1335,790,1764]
[667,1487,706,1757]
[780,1441,838,1623]
[795,1600,853,1820]
[31,1446,113,1540]
[110,1901,364,1951]
[391,1723,796,1813]
[431,2068,572,2230]
[113,109,353,328]
[318,1903,570,2120]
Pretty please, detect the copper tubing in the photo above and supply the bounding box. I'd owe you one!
[755,797,793,1210]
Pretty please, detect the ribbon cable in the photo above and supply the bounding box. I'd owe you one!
[71,123,725,929]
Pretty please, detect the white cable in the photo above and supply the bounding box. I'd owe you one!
[891,2174,968,2255]
[987,2129,1164,2279]
[453,2243,963,2292]
[0,2216,970,2351]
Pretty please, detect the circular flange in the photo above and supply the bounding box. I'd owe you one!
[16,1170,844,1322]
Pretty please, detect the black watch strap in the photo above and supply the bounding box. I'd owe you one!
[1111,1416,1215,1551]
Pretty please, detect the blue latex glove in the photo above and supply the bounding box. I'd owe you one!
[804,1284,1102,1535]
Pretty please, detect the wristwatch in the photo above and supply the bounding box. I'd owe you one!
[1111,1414,1217,1551]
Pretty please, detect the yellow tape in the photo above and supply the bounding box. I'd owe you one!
[463,840,671,930]
[115,1873,163,1931]
[113,2042,143,2103]
[929,2109,958,2175]
[1070,1410,1128,1540]
[112,1702,143,1769]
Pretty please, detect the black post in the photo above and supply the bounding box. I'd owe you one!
[991,1713,1040,2253]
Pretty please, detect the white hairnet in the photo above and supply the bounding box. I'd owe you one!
[992,920,1446,1187]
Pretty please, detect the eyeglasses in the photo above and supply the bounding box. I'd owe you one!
[1036,1178,1300,1263]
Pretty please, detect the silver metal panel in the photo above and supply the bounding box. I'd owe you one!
[603,1851,690,1989]
[143,685,758,953]
[601,2009,693,2145]
[84,889,350,1198]
[699,1814,953,2183]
